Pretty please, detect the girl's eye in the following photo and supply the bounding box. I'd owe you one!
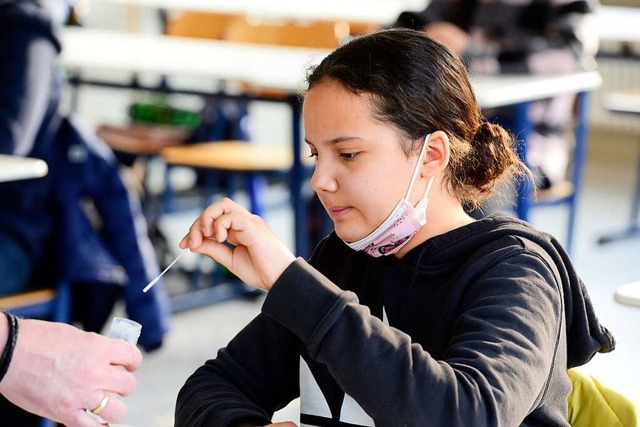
[308,152,318,160]
[340,152,360,161]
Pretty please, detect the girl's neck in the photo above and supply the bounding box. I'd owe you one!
[395,199,474,258]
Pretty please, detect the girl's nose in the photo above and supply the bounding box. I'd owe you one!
[310,159,338,193]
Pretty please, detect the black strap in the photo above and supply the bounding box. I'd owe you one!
[0,311,19,384]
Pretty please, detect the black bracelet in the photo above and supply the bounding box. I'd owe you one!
[0,311,19,384]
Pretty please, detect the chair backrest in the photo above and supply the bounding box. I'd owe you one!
[165,11,240,40]
[345,20,379,37]
[224,17,343,49]
[165,12,371,48]
[222,17,346,98]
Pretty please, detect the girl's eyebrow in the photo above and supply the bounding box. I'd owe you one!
[304,136,364,146]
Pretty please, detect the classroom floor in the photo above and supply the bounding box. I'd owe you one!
[100,128,640,427]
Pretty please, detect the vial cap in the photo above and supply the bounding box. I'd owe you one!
[107,317,142,345]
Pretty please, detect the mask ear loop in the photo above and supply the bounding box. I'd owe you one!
[422,175,435,199]
[404,134,432,200]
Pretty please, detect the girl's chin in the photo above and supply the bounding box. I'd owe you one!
[334,227,364,244]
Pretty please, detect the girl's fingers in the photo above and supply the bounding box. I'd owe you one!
[213,212,249,244]
[184,213,216,248]
[182,199,248,249]
[179,234,189,249]
[192,238,234,269]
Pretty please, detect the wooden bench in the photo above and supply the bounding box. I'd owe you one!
[160,141,314,215]
[0,285,71,322]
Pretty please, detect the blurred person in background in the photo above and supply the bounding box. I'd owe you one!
[395,0,599,193]
[0,1,170,424]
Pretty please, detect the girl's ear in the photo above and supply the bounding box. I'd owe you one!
[422,131,450,176]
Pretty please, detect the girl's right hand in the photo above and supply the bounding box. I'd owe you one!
[180,198,296,291]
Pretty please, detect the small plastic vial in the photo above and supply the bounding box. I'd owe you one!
[88,317,142,425]
[107,317,142,345]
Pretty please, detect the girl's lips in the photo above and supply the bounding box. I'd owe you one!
[330,206,352,217]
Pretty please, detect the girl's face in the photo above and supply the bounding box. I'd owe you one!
[303,80,423,243]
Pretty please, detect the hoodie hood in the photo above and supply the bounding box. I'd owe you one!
[399,214,616,368]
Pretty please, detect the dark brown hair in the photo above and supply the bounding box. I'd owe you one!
[306,28,529,208]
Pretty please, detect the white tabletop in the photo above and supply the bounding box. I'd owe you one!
[60,28,602,108]
[0,154,49,183]
[88,0,425,25]
[614,281,640,307]
[604,92,640,115]
[596,6,640,44]
[60,28,328,92]
[473,72,602,109]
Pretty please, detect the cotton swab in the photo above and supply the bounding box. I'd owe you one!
[143,249,187,293]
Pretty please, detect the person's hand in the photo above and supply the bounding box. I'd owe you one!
[180,198,296,291]
[424,22,469,55]
[0,318,142,427]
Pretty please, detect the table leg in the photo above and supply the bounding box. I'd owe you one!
[513,102,532,222]
[598,138,640,245]
[565,91,591,255]
[290,97,309,258]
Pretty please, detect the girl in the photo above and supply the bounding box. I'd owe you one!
[175,29,614,427]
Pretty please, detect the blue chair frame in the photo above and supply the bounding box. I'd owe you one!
[513,91,591,255]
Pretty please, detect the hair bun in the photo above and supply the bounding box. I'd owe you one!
[472,121,503,144]
[461,120,523,199]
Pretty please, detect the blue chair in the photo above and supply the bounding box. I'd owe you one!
[495,91,592,256]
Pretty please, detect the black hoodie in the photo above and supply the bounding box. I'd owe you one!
[176,214,614,427]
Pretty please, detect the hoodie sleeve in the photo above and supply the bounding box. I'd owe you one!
[175,238,340,427]
[262,247,567,426]
[175,313,301,427]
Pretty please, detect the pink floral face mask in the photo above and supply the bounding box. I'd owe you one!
[344,134,435,257]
